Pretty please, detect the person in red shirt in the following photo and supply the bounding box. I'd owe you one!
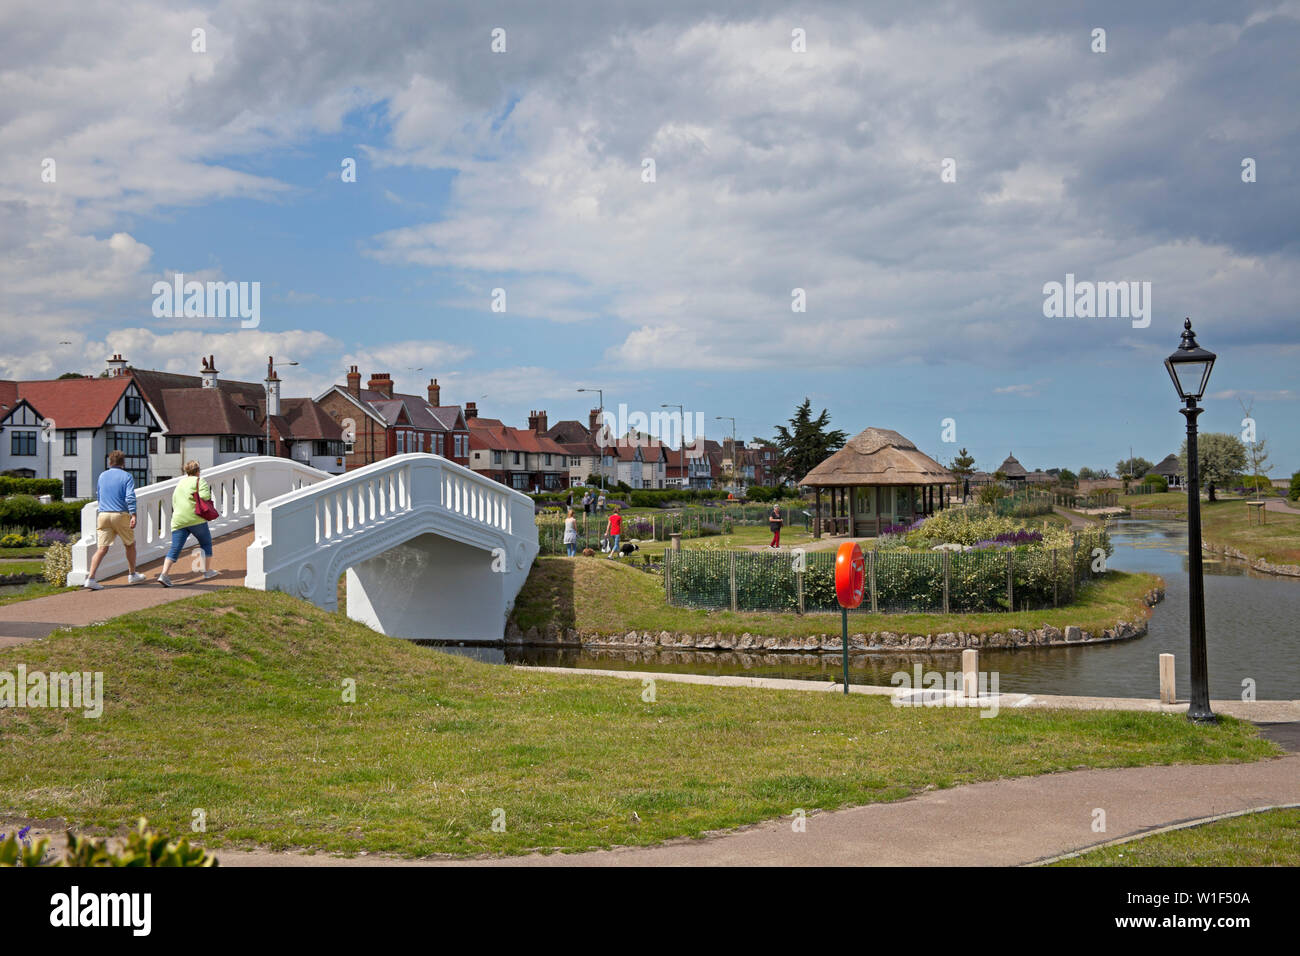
[606,508,622,557]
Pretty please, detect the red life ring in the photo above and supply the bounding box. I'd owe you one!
[835,542,865,609]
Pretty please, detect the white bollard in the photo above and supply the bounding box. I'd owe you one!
[962,648,979,699]
[1159,653,1176,704]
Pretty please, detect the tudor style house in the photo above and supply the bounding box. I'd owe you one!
[126,355,345,479]
[0,370,157,497]
[316,369,470,471]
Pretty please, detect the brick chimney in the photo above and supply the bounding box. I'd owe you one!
[106,353,128,377]
[427,378,441,407]
[346,365,361,399]
[200,354,219,389]
[535,409,547,434]
[367,372,393,399]
[527,409,541,432]
[589,407,602,436]
[465,401,478,420]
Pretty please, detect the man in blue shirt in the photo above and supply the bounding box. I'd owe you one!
[83,449,146,590]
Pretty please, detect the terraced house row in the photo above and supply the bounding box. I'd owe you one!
[1,357,781,498]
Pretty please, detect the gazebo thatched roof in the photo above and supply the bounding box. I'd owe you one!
[800,427,955,487]
[1150,453,1182,477]
[998,453,1028,477]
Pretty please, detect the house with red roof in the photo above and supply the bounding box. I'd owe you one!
[130,355,346,479]
[0,365,157,497]
[468,408,570,491]
[316,368,470,471]
[542,409,615,488]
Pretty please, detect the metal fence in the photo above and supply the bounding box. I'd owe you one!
[664,541,1102,615]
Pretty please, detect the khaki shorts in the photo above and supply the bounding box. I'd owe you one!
[96,512,134,548]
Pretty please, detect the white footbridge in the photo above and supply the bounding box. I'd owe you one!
[68,454,539,642]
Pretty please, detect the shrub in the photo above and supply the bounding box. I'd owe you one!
[0,533,26,548]
[0,818,218,867]
[43,541,72,586]
[0,496,83,533]
[1291,471,1300,502]
[0,476,63,500]
[1141,474,1169,492]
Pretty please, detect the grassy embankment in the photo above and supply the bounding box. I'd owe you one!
[510,556,1161,640]
[1053,808,1300,866]
[0,588,1275,858]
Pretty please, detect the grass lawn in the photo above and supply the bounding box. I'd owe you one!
[1198,499,1300,566]
[510,556,1162,640]
[1125,490,1193,512]
[1053,808,1300,866]
[0,581,68,607]
[0,588,1275,858]
[0,546,49,560]
[0,560,45,576]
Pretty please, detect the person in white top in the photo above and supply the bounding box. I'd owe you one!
[563,509,579,557]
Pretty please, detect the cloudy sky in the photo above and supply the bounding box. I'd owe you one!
[2,0,1296,475]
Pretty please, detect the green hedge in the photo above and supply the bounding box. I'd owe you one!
[0,477,63,500]
[0,496,84,533]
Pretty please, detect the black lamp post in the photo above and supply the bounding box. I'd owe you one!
[1164,318,1217,723]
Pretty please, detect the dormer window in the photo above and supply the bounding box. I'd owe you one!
[124,395,142,423]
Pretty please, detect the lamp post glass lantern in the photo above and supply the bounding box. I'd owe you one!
[1166,318,1217,723]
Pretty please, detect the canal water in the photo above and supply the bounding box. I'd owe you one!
[432,519,1300,699]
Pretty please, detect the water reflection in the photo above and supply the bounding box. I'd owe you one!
[426,519,1300,699]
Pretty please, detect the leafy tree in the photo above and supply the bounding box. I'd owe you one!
[773,398,847,485]
[57,372,90,380]
[1116,456,1154,480]
[1290,470,1300,502]
[1179,433,1247,502]
[1058,468,1077,485]
[1078,466,1113,480]
[948,448,976,479]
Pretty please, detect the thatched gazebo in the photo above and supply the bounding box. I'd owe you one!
[997,453,1028,483]
[1149,453,1184,488]
[800,428,956,538]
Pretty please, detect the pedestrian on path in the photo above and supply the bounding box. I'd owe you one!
[606,507,622,557]
[82,449,146,590]
[157,460,219,587]
[582,491,592,515]
[563,508,579,557]
[597,492,606,512]
[768,503,783,549]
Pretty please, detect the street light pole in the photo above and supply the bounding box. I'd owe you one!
[715,415,736,491]
[661,403,684,489]
[578,387,605,494]
[1164,318,1217,723]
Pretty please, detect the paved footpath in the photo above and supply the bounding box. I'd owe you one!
[0,529,250,646]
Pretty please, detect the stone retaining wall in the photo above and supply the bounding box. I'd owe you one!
[1203,541,1300,578]
[506,587,1165,652]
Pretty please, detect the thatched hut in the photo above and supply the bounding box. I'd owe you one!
[800,427,956,538]
[997,453,1028,483]
[1149,453,1184,488]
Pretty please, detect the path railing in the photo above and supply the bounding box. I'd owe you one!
[68,457,331,586]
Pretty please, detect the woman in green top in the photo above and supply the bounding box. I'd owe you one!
[158,459,218,587]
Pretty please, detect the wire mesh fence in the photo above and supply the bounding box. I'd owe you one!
[664,539,1103,615]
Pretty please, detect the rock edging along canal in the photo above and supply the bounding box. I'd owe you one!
[504,587,1164,653]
